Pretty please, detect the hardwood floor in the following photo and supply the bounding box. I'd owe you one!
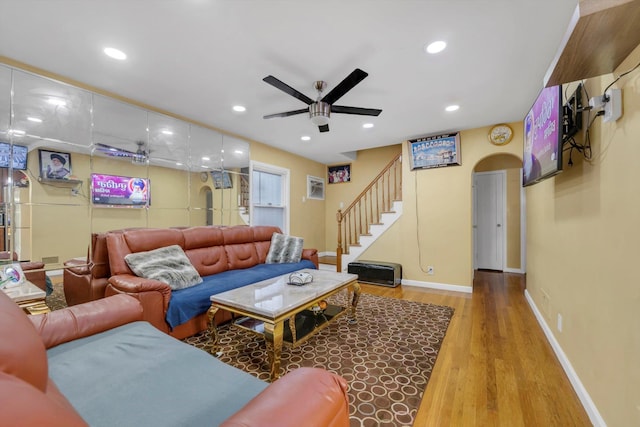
[360,270,592,427]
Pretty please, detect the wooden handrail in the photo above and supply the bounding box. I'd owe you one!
[336,153,401,272]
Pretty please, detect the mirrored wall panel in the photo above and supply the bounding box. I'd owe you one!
[0,63,250,269]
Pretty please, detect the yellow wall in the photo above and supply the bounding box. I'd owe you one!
[22,141,327,266]
[244,140,327,251]
[359,126,524,287]
[525,44,640,426]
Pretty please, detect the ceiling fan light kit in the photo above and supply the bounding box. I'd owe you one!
[309,101,330,126]
[262,68,382,133]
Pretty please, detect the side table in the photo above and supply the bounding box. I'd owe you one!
[1,280,50,314]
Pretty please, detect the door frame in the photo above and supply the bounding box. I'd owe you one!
[473,170,507,271]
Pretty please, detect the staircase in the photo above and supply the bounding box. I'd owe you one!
[335,154,402,272]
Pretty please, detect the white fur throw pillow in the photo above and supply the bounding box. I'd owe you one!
[124,245,203,290]
[265,233,304,264]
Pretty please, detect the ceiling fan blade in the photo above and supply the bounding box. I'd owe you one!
[321,68,368,105]
[332,105,382,116]
[319,124,330,133]
[263,108,308,119]
[263,76,314,105]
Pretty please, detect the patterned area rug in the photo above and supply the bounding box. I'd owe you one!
[184,292,454,427]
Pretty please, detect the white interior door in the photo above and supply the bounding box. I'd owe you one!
[474,171,505,271]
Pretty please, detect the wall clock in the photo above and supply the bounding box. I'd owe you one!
[200,172,209,183]
[488,124,513,146]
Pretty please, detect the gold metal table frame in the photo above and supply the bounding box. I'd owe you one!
[208,269,360,381]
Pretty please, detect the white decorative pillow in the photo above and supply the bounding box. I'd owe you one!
[124,245,203,290]
[266,233,304,264]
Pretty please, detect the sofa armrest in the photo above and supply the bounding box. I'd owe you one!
[106,274,173,334]
[220,367,349,427]
[29,295,143,349]
[108,274,172,309]
[302,248,319,269]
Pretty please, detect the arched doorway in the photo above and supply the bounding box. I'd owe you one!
[472,153,524,274]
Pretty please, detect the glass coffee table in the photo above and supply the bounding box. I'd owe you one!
[208,268,360,381]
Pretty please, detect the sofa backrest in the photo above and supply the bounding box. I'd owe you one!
[106,225,281,277]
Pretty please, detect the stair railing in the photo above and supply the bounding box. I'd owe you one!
[336,153,402,272]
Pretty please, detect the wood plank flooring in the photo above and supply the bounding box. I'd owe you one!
[360,270,592,427]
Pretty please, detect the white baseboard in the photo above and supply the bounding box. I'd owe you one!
[524,290,606,427]
[503,267,525,274]
[318,251,336,257]
[401,279,472,294]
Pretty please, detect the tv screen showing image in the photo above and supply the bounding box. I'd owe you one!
[0,142,28,170]
[523,85,563,187]
[91,173,150,207]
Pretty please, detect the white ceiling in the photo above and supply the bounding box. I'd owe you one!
[0,0,578,165]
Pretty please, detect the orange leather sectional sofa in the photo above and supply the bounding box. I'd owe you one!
[0,290,349,426]
[64,225,319,339]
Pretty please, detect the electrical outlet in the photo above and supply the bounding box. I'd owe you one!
[557,313,563,332]
[427,266,434,275]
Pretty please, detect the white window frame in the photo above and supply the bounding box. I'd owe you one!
[250,160,290,233]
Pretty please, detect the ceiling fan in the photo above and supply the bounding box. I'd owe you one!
[262,68,382,133]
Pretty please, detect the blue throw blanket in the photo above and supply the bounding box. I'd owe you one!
[166,260,316,328]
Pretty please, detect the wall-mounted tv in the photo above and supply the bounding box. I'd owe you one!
[91,173,150,207]
[523,85,563,187]
[0,142,28,170]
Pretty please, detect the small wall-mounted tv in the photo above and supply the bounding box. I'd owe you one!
[0,142,28,170]
[91,173,150,207]
[523,85,563,187]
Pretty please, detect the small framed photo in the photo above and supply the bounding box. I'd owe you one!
[39,149,72,180]
[211,170,232,189]
[328,164,351,184]
[307,175,325,200]
[407,132,461,170]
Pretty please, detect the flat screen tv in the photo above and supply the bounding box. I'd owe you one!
[0,142,28,170]
[91,173,150,207]
[523,85,563,187]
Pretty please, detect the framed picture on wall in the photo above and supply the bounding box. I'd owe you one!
[328,164,351,184]
[407,132,461,170]
[38,149,72,180]
[307,175,325,200]
[211,170,233,189]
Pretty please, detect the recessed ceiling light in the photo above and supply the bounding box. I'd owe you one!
[9,129,25,136]
[362,123,374,129]
[445,104,460,112]
[232,105,246,112]
[425,40,447,54]
[234,150,243,154]
[161,130,173,135]
[27,116,42,123]
[176,162,183,166]
[104,47,127,60]
[301,136,311,141]
[202,156,210,161]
